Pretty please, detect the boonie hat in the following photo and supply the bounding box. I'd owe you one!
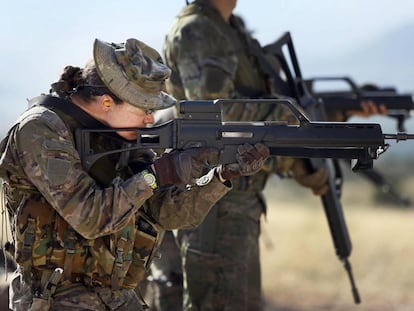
[93,38,176,110]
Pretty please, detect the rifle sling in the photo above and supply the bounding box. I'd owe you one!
[31,95,125,143]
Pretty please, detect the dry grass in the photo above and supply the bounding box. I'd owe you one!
[260,172,414,311]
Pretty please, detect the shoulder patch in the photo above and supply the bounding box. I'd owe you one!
[47,158,71,187]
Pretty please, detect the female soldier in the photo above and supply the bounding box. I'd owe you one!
[0,37,269,311]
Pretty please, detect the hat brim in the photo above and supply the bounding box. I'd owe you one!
[93,39,176,111]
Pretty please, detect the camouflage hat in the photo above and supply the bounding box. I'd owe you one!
[93,38,176,110]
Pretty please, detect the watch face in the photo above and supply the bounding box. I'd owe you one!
[196,168,215,186]
[143,172,157,189]
[196,174,211,186]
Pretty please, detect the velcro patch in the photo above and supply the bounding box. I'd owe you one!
[47,158,71,186]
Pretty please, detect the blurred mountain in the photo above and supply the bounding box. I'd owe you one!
[302,23,414,92]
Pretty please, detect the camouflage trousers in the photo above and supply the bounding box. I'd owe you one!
[9,271,146,311]
[141,231,183,311]
[182,209,263,311]
[142,193,264,311]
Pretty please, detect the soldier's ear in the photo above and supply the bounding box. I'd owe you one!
[103,100,112,108]
[100,95,114,110]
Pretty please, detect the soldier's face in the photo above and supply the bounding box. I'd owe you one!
[107,102,155,140]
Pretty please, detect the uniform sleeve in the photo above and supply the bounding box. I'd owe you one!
[167,16,238,100]
[15,113,154,239]
[145,177,231,230]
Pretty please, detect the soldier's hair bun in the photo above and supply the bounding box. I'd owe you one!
[50,66,84,97]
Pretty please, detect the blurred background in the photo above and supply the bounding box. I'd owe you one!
[1,0,414,133]
[1,0,413,310]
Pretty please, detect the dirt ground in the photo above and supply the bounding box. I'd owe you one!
[260,173,414,311]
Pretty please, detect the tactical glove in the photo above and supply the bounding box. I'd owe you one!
[217,143,270,180]
[154,148,218,186]
[291,159,329,196]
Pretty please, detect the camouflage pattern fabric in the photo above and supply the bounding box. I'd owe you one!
[138,109,184,311]
[164,2,268,100]
[158,1,289,310]
[9,273,146,311]
[93,38,176,111]
[0,97,230,310]
[141,231,183,311]
[182,192,263,311]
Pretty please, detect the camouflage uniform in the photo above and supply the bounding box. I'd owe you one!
[141,231,183,311]
[0,39,231,310]
[156,1,286,310]
[139,109,184,311]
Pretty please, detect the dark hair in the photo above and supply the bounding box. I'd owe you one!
[50,60,122,104]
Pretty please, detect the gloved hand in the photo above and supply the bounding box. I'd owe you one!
[216,143,270,180]
[154,148,218,186]
[290,159,329,195]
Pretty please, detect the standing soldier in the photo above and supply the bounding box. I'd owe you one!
[146,1,330,310]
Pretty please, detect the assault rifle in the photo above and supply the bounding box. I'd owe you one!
[261,31,413,303]
[304,76,414,132]
[290,60,413,206]
[75,98,413,172]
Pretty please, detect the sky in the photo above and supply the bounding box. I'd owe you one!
[1,0,414,134]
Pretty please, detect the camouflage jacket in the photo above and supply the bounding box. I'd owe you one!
[164,0,270,100]
[0,96,230,288]
[164,1,292,217]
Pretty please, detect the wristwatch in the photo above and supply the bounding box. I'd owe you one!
[141,170,158,190]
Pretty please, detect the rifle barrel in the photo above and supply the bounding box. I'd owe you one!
[384,133,414,141]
